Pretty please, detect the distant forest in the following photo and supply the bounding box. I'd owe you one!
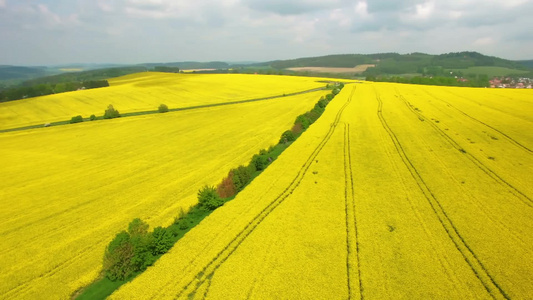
[1,52,531,101]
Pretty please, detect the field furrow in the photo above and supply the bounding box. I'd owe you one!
[343,123,363,299]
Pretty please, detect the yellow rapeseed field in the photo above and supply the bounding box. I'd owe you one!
[0,74,332,299]
[0,72,329,130]
[112,83,533,299]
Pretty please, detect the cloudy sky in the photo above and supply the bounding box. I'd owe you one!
[0,0,532,65]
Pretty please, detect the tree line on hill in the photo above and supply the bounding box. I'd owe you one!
[365,75,490,87]
[0,80,110,102]
[269,52,529,72]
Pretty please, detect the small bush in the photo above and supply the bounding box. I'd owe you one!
[198,185,224,210]
[305,110,320,123]
[90,114,96,121]
[217,172,236,198]
[178,221,189,230]
[295,114,311,129]
[232,165,255,192]
[151,227,174,255]
[291,122,303,135]
[104,104,120,119]
[103,231,135,281]
[317,98,328,109]
[128,218,149,236]
[279,130,296,144]
[70,115,83,124]
[251,153,269,171]
[158,104,169,113]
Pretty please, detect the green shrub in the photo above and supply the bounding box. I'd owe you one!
[103,218,160,281]
[217,172,236,198]
[251,153,269,171]
[326,93,334,101]
[129,233,155,271]
[198,185,224,210]
[295,114,311,129]
[151,227,174,255]
[279,130,296,144]
[232,165,255,192]
[128,218,149,236]
[158,104,169,113]
[103,231,135,281]
[317,98,328,109]
[178,220,189,230]
[104,104,120,119]
[70,115,83,123]
[90,114,96,121]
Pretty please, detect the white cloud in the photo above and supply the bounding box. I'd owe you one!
[97,0,115,12]
[354,1,370,19]
[473,37,495,46]
[0,0,532,65]
[414,1,434,19]
[449,10,463,19]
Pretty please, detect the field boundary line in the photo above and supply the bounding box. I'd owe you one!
[173,86,356,299]
[0,87,328,134]
[374,88,509,300]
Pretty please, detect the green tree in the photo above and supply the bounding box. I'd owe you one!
[231,165,255,192]
[129,233,155,271]
[104,104,120,119]
[128,218,149,236]
[103,231,135,281]
[158,104,169,113]
[295,115,311,129]
[70,115,83,123]
[251,153,269,171]
[279,130,296,144]
[198,185,224,210]
[151,227,174,255]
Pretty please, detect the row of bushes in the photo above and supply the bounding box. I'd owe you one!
[68,105,121,124]
[68,104,171,125]
[101,83,345,282]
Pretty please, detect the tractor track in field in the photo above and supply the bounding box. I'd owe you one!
[173,86,356,299]
[343,123,363,300]
[374,89,509,300]
[396,91,533,250]
[397,92,532,208]
[420,89,532,154]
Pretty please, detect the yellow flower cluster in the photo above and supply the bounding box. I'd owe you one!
[0,73,331,299]
[112,83,532,299]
